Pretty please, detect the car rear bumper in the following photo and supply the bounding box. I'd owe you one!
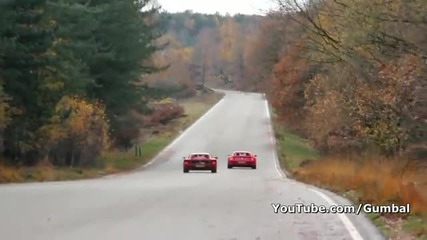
[184,165,216,170]
[228,161,256,167]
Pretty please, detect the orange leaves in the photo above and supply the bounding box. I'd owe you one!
[303,73,348,150]
[269,39,310,120]
[378,54,421,103]
[264,0,425,156]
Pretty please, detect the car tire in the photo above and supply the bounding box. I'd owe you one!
[252,166,256,169]
[183,169,189,173]
[211,169,217,173]
[227,165,232,169]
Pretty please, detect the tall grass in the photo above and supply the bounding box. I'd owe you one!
[294,156,427,214]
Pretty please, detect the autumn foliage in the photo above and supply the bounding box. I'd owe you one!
[145,12,262,91]
[244,0,426,158]
[38,96,110,167]
[240,0,427,218]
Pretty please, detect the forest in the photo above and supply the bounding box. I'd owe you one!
[0,0,425,237]
[0,0,425,169]
[243,0,426,160]
[155,2,426,166]
[239,1,426,236]
[0,1,263,169]
[0,0,165,168]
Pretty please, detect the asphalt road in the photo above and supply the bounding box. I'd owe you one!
[0,90,385,240]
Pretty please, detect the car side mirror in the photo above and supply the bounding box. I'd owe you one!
[183,157,185,159]
[215,157,218,159]
[254,155,257,157]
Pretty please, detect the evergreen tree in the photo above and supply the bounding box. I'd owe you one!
[85,0,163,147]
[1,0,55,164]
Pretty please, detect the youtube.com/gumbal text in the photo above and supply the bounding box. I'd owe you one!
[271,203,411,215]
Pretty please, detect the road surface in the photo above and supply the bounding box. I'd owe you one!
[0,90,384,240]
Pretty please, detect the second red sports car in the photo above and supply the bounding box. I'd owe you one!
[227,151,257,169]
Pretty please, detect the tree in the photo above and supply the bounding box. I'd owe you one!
[1,0,57,164]
[217,16,241,78]
[39,95,110,167]
[242,15,282,91]
[192,27,217,88]
[84,0,163,147]
[267,0,427,156]
[0,0,166,165]
[144,33,194,92]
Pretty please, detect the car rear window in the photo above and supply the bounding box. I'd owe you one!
[192,154,210,158]
[234,152,250,156]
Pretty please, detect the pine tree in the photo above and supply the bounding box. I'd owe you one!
[85,0,164,147]
[1,0,55,164]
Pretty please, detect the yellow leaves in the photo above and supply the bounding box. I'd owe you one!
[362,118,405,153]
[0,88,10,130]
[347,55,421,153]
[171,47,193,62]
[52,37,65,47]
[47,18,57,28]
[38,96,110,152]
[218,17,241,63]
[145,28,202,87]
[45,78,64,91]
[306,0,414,63]
[37,122,65,149]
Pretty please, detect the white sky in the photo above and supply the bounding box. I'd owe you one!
[157,0,275,15]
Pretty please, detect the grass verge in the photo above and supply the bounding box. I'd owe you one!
[271,109,427,240]
[273,120,319,170]
[0,91,224,183]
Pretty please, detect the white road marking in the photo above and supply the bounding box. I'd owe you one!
[264,98,365,240]
[309,188,365,240]
[264,99,285,178]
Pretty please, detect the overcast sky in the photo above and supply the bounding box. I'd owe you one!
[157,0,275,15]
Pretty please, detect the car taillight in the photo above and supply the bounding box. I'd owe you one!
[184,160,189,165]
[212,160,216,164]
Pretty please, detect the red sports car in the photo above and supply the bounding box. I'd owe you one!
[183,152,217,173]
[227,151,257,169]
